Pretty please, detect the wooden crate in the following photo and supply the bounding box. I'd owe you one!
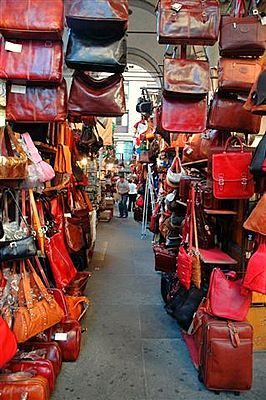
[246,306,266,351]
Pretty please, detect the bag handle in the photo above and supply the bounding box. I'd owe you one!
[25,259,55,305]
[28,256,51,289]
[224,136,244,153]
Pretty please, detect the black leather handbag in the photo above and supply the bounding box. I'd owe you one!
[0,236,37,262]
[65,30,127,73]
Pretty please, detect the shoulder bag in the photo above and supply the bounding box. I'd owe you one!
[242,235,266,295]
[244,68,266,116]
[243,193,266,235]
[0,315,17,368]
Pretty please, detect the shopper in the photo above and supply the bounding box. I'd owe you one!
[116,174,130,218]
[128,179,138,212]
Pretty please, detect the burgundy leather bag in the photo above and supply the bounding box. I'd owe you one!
[208,92,261,134]
[164,58,210,97]
[161,95,207,133]
[68,71,126,117]
[157,0,220,45]
[6,80,67,122]
[153,244,178,273]
[0,38,63,83]
[65,0,128,37]
[0,0,64,40]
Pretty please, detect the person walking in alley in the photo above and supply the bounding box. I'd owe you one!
[127,179,138,212]
[116,174,130,218]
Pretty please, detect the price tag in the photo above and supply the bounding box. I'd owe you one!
[261,16,266,25]
[11,85,27,94]
[5,41,22,53]
[0,108,6,127]
[171,3,182,12]
[54,333,68,341]
[64,213,72,218]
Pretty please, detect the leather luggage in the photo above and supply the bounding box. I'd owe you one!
[66,31,127,73]
[0,0,64,40]
[0,373,50,400]
[0,38,63,84]
[200,314,253,392]
[153,243,177,273]
[246,306,266,351]
[157,0,220,45]
[6,80,67,122]
[65,0,128,37]
[47,320,82,362]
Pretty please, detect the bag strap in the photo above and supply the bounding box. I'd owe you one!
[26,259,54,305]
[224,135,244,153]
[192,193,199,254]
[28,256,50,289]
[21,132,42,164]
[188,187,195,252]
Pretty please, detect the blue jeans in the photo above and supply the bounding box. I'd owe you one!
[119,194,129,217]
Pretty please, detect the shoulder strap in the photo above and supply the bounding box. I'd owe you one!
[21,132,42,163]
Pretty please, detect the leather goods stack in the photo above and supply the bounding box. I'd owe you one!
[0,0,66,123]
[208,0,264,134]
[66,0,128,118]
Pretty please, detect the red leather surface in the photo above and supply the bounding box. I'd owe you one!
[0,316,17,369]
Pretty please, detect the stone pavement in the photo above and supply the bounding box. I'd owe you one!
[52,215,266,400]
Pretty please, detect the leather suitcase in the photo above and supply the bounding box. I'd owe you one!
[48,320,82,362]
[0,0,64,40]
[0,38,63,84]
[0,374,50,400]
[153,243,177,273]
[246,306,266,351]
[200,314,253,392]
[6,80,67,122]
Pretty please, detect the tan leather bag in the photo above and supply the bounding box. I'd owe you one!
[243,193,266,235]
[13,262,64,343]
[65,296,90,321]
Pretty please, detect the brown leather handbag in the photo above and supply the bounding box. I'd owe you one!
[208,92,261,134]
[218,58,263,93]
[68,71,126,117]
[0,38,63,83]
[13,262,64,343]
[65,0,128,37]
[0,126,28,180]
[0,372,50,400]
[164,58,210,97]
[219,15,266,57]
[157,0,220,45]
[65,296,90,321]
[0,0,64,40]
[64,216,85,253]
[6,80,67,122]
[243,193,266,236]
[244,68,266,115]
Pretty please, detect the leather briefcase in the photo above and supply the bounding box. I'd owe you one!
[65,0,128,37]
[218,58,263,93]
[0,373,50,400]
[212,136,254,200]
[66,30,127,73]
[219,15,266,57]
[0,0,64,40]
[6,80,67,122]
[157,0,220,45]
[208,92,261,134]
[68,71,126,117]
[161,95,207,133]
[200,314,253,392]
[0,38,63,84]
[164,58,210,97]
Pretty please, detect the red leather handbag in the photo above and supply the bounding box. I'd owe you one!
[206,268,252,321]
[161,95,207,133]
[157,0,220,45]
[164,58,210,97]
[153,243,177,273]
[64,271,92,297]
[68,71,126,117]
[0,373,50,400]
[208,92,261,134]
[0,316,17,369]
[243,236,266,295]
[212,136,254,200]
[0,0,64,40]
[6,80,67,122]
[0,38,63,83]
[44,232,77,289]
[65,0,128,37]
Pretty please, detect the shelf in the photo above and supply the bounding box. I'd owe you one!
[198,247,238,265]
[182,159,208,167]
[204,209,237,216]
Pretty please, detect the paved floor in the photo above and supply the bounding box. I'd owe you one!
[52,215,266,400]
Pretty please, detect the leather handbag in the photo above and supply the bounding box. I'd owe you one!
[0,372,50,400]
[157,0,220,45]
[244,68,266,115]
[212,136,254,199]
[161,95,207,133]
[164,58,210,97]
[0,0,64,40]
[0,126,28,180]
[0,38,63,83]
[218,58,263,93]
[0,316,17,368]
[242,235,266,295]
[44,232,77,289]
[65,0,128,37]
[66,30,127,73]
[243,193,266,235]
[65,296,90,321]
[206,268,252,321]
[64,216,85,253]
[153,243,177,273]
[6,80,67,123]
[219,15,266,57]
[64,271,92,297]
[208,92,261,134]
[68,71,126,117]
[0,236,37,262]
[13,262,64,343]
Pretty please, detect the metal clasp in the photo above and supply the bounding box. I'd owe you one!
[218,175,224,191]
[241,175,248,190]
[9,241,17,248]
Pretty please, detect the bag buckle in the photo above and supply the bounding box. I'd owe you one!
[241,175,248,190]
[9,241,17,248]
[218,175,224,191]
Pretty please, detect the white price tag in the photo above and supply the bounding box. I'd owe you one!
[64,213,72,218]
[0,108,6,127]
[5,41,22,53]
[11,85,27,94]
[261,16,266,26]
[54,333,68,341]
[171,3,182,12]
